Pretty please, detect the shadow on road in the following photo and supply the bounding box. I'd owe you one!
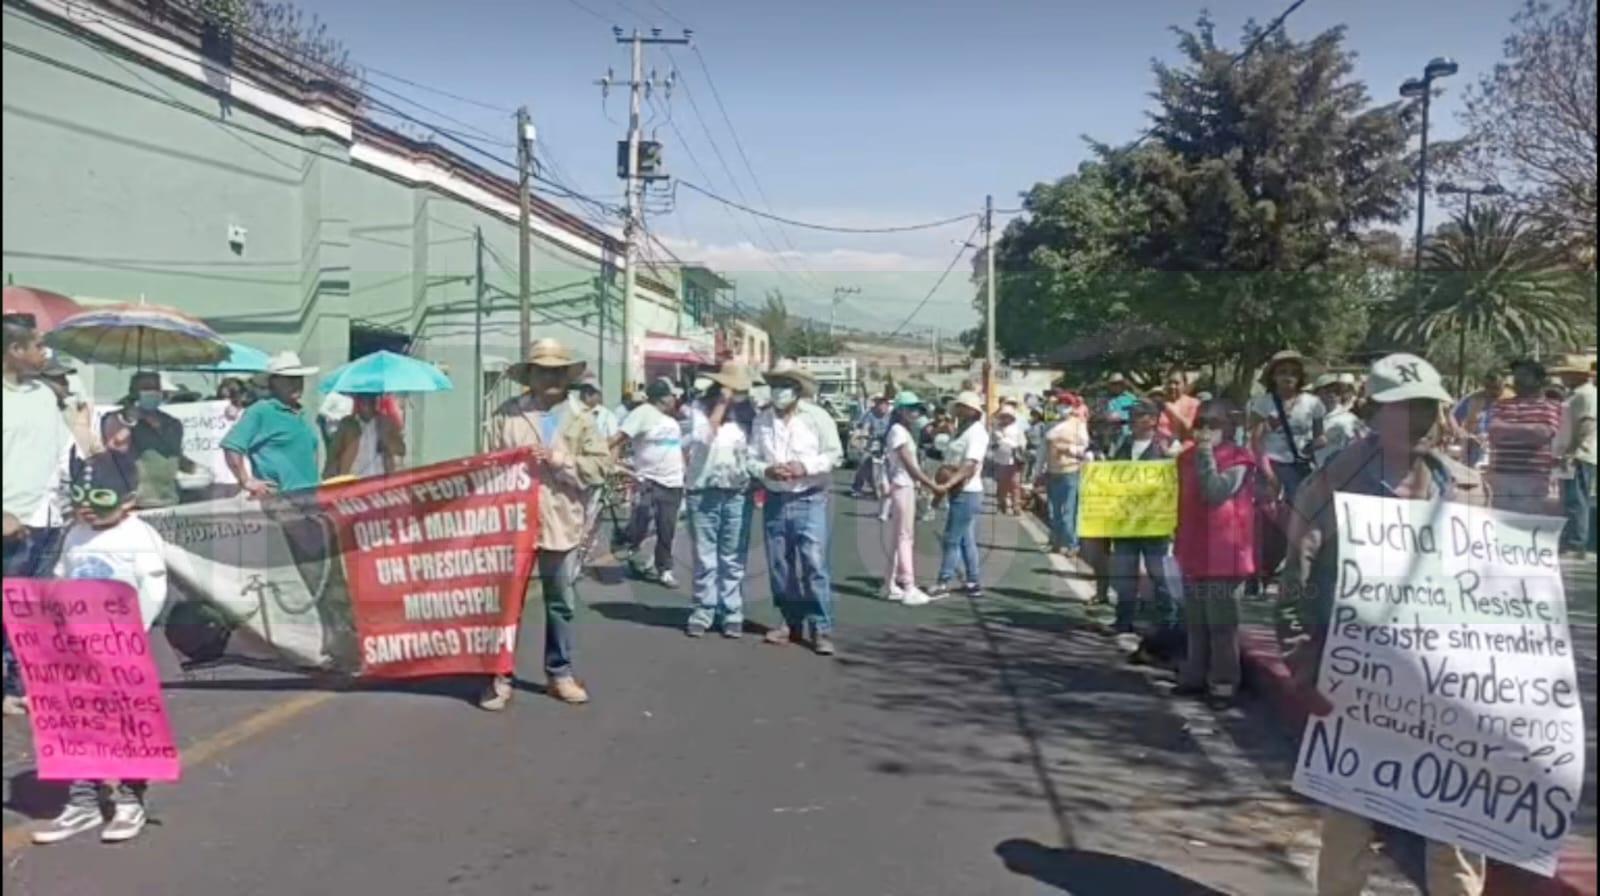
[589,601,685,630]
[995,837,1229,895]
[5,770,66,821]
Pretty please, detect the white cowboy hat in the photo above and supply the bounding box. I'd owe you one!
[265,350,319,377]
[507,338,587,384]
[949,390,985,414]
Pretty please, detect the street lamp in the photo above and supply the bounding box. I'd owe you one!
[1436,182,1507,217]
[1402,56,1459,279]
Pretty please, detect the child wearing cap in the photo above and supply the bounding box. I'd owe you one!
[32,455,168,845]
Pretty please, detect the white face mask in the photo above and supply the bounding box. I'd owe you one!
[772,387,799,410]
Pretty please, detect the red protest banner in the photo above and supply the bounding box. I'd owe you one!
[2,579,181,782]
[322,449,540,678]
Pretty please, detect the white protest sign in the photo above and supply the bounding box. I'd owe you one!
[1291,492,1583,876]
[98,401,240,485]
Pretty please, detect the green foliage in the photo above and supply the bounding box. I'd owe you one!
[987,16,1411,392]
[1384,206,1595,363]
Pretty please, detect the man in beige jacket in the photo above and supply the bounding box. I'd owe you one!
[480,338,612,709]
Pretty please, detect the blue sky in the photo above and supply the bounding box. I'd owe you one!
[308,0,1523,333]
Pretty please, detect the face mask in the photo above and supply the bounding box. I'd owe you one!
[136,390,162,411]
[772,387,799,410]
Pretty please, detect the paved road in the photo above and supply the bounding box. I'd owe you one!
[7,473,1560,895]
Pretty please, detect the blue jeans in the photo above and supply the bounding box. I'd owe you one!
[1112,538,1182,633]
[937,491,983,585]
[1046,472,1081,550]
[763,490,834,636]
[1562,461,1595,552]
[536,549,580,679]
[3,526,61,698]
[688,489,750,628]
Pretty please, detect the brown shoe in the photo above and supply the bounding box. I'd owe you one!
[547,676,590,704]
[478,675,513,712]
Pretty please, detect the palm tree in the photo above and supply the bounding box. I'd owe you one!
[1386,205,1590,391]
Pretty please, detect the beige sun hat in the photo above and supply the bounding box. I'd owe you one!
[507,338,587,385]
[764,358,818,394]
[949,389,985,414]
[704,360,756,392]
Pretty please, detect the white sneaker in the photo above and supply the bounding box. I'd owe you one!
[32,804,103,844]
[657,570,679,589]
[101,801,147,842]
[901,587,934,606]
[881,583,906,602]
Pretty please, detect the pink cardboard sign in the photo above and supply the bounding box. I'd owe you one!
[2,578,180,782]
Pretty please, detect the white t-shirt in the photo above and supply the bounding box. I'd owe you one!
[1566,382,1597,465]
[1130,438,1154,460]
[685,404,751,491]
[991,419,1027,466]
[352,418,385,478]
[54,517,169,631]
[947,419,991,494]
[883,422,916,488]
[1249,391,1325,464]
[620,403,686,488]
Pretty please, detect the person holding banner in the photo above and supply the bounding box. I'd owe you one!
[1108,401,1183,657]
[1278,352,1489,896]
[481,338,612,709]
[32,458,168,844]
[111,371,199,509]
[1173,398,1255,709]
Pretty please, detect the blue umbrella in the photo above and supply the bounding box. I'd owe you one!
[318,350,453,395]
[189,341,271,373]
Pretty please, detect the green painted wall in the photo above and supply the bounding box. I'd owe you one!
[2,4,634,466]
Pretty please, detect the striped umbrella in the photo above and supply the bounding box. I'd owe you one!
[2,285,83,332]
[187,341,271,373]
[46,303,228,367]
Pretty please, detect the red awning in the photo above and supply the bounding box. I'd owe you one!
[644,333,713,365]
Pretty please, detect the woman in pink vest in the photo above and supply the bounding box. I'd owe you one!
[1174,398,1256,709]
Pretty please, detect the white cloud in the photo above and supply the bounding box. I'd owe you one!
[655,235,953,274]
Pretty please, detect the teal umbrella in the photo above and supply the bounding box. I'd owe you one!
[189,341,271,373]
[318,351,452,395]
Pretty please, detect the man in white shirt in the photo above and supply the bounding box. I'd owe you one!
[3,312,74,715]
[1557,361,1597,556]
[571,377,618,440]
[613,378,687,587]
[931,390,991,598]
[748,361,843,655]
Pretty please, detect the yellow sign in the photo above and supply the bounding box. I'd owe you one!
[1076,460,1179,538]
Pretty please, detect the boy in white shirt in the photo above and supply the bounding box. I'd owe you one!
[33,458,168,845]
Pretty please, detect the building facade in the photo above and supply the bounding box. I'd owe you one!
[2,0,705,465]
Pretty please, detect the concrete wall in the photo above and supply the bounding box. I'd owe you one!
[2,1,674,465]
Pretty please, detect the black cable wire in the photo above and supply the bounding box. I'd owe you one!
[1233,0,1311,64]
[885,220,983,340]
[680,181,979,234]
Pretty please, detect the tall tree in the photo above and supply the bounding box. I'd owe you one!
[986,17,1413,394]
[1385,205,1593,389]
[1459,0,1598,266]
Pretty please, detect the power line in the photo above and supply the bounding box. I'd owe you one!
[886,220,983,340]
[679,181,979,234]
[364,68,514,114]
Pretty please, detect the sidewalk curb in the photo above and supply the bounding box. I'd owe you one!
[1237,626,1596,896]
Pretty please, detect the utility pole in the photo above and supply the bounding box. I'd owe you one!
[516,106,535,360]
[830,286,860,338]
[602,27,690,391]
[473,227,485,451]
[983,194,997,416]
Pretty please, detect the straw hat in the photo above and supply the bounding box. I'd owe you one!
[764,359,818,394]
[507,338,587,385]
[1259,349,1317,385]
[704,360,755,392]
[949,390,984,414]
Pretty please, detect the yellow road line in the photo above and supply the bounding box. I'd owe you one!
[3,689,339,859]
